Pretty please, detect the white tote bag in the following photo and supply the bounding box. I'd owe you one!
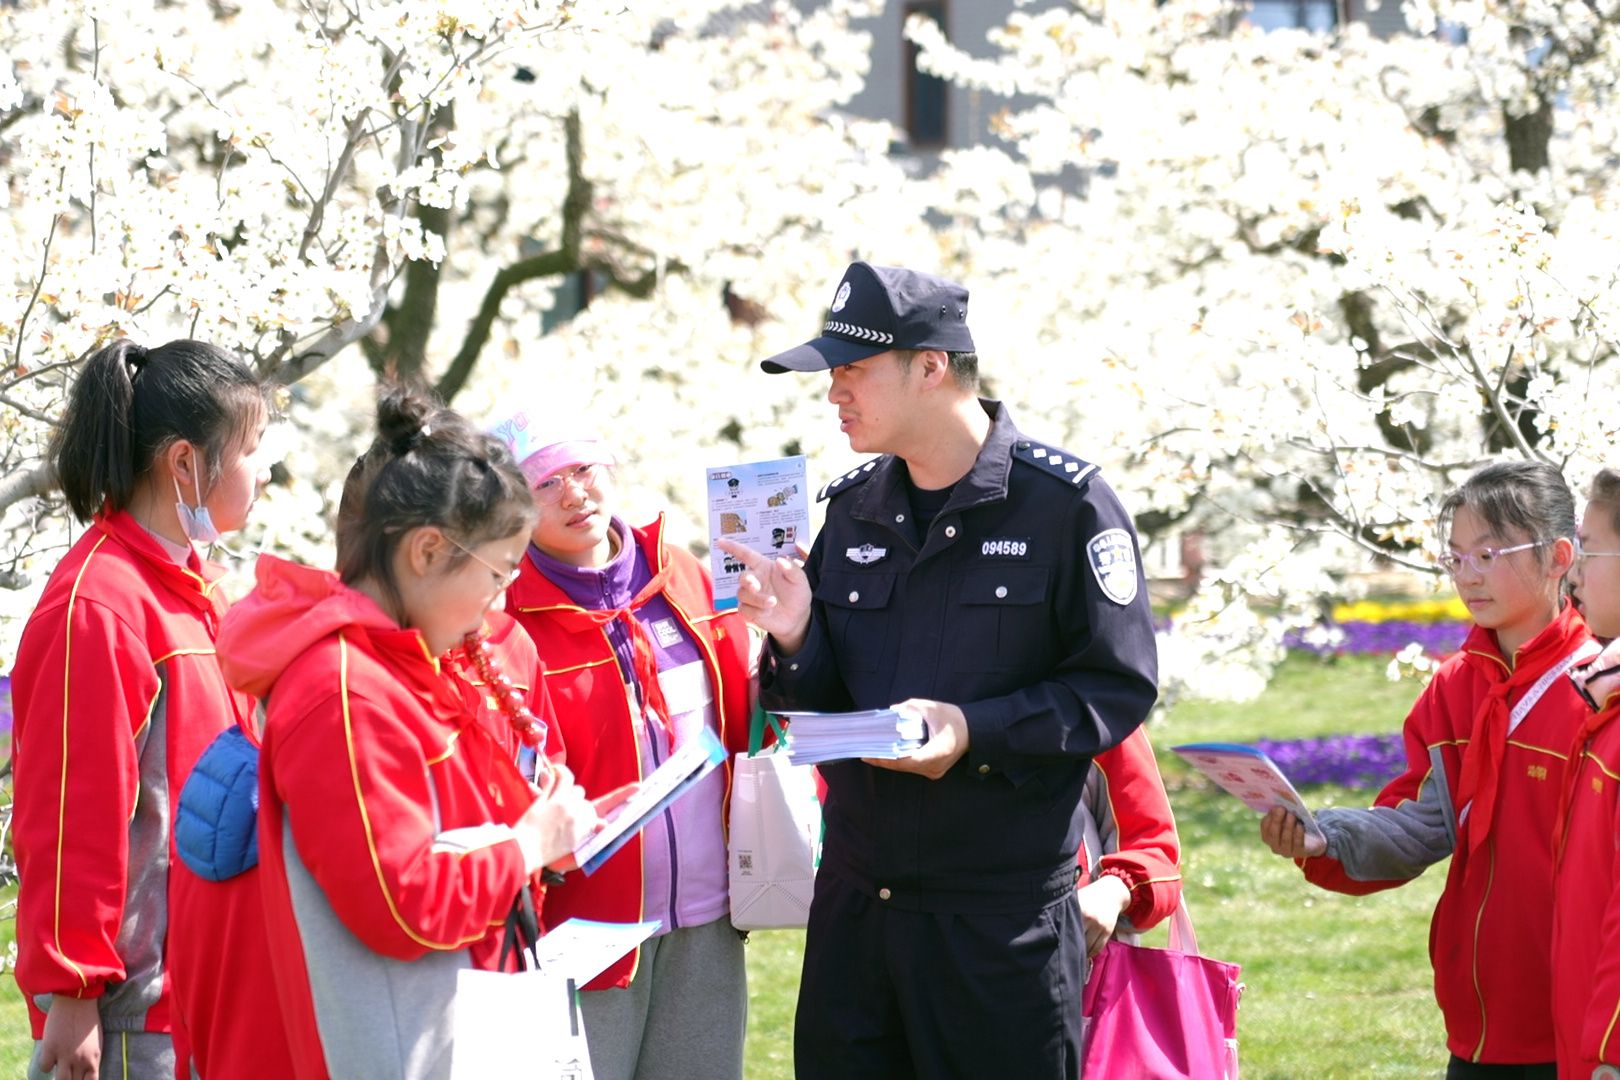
[729,709,822,930]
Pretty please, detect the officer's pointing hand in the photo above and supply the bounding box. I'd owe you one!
[866,698,969,780]
[715,538,812,654]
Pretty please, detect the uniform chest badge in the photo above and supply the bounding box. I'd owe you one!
[845,543,888,565]
[1087,528,1139,606]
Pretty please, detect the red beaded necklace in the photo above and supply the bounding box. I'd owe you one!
[461,630,547,752]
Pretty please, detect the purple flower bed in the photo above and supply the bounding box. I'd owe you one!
[1285,619,1469,657]
[0,673,10,764]
[1254,732,1406,789]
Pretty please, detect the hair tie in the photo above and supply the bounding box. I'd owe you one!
[125,343,149,378]
[391,422,431,456]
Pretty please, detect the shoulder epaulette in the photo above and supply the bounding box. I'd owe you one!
[1012,439,1100,490]
[817,457,884,501]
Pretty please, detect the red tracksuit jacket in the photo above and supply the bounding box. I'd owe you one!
[10,510,291,1078]
[218,556,539,1080]
[506,515,753,990]
[1552,693,1620,1076]
[1083,728,1182,931]
[1300,607,1591,1065]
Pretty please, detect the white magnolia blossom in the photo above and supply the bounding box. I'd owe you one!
[0,0,924,665]
[6,0,1620,708]
[910,0,1620,700]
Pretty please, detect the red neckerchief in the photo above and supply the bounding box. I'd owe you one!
[1553,696,1620,863]
[574,556,677,736]
[1455,603,1588,854]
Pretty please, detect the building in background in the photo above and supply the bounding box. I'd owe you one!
[845,1,1411,155]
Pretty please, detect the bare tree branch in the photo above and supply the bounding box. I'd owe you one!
[0,463,57,518]
[434,109,588,403]
[11,201,62,376]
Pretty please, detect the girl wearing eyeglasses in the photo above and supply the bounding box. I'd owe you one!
[215,387,604,1079]
[1260,460,1592,1080]
[1550,469,1620,1079]
[494,420,755,1080]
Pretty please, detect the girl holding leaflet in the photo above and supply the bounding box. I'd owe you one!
[1260,460,1591,1079]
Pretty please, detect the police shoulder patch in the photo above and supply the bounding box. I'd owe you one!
[817,457,885,501]
[1012,440,1099,490]
[1087,528,1139,606]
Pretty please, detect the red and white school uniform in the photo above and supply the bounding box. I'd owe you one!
[505,515,753,991]
[1081,727,1181,931]
[10,509,291,1078]
[1299,606,1591,1066]
[217,555,540,1080]
[1551,690,1620,1076]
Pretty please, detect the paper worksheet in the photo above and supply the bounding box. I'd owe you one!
[531,918,662,985]
[707,455,810,610]
[1170,741,1324,841]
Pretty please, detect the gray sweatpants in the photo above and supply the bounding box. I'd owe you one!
[579,916,747,1080]
[28,1030,176,1080]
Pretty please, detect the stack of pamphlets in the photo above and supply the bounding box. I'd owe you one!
[776,708,928,766]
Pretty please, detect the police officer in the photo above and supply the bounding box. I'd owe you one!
[717,261,1159,1079]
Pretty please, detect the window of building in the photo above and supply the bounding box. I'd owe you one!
[1247,0,1338,32]
[903,1,947,148]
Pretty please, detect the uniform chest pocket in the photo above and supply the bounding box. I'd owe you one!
[815,570,895,673]
[954,565,1052,671]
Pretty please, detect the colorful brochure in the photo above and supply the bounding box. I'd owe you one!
[1170,741,1324,841]
[573,726,727,875]
[706,455,810,610]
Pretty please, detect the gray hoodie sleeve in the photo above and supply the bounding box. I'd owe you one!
[1317,745,1456,881]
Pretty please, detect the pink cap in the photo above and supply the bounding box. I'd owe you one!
[517,438,616,488]
[489,413,615,488]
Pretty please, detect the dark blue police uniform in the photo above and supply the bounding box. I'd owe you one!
[761,398,1159,1080]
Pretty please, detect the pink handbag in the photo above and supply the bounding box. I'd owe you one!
[1080,899,1242,1079]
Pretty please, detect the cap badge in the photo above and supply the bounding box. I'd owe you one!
[1087,528,1138,606]
[845,543,888,565]
[831,282,852,313]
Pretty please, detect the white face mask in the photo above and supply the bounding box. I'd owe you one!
[173,457,222,546]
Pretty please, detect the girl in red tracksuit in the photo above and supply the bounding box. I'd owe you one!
[1076,727,1182,956]
[491,421,754,1080]
[217,386,601,1080]
[1261,461,1592,1079]
[8,338,289,1080]
[1553,469,1620,1078]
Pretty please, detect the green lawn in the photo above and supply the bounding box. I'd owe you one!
[1,655,1448,1077]
[744,654,1451,1079]
[1,889,25,1076]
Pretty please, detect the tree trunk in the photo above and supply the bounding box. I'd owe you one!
[1504,91,1553,175]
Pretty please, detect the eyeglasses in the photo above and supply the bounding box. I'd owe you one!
[444,535,522,591]
[533,462,605,506]
[1436,539,1552,577]
[1574,538,1620,565]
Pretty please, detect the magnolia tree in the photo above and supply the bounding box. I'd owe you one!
[910,0,1620,702]
[0,0,940,663]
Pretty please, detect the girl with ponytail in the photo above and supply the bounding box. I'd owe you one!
[1261,460,1593,1076]
[10,338,284,1079]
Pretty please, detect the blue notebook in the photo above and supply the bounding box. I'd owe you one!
[574,726,728,875]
